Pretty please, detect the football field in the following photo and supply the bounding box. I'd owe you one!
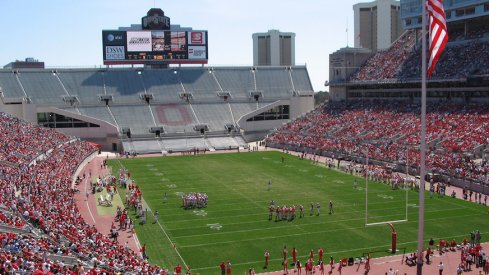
[108,151,488,275]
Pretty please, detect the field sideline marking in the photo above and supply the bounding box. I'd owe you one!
[115,160,188,267]
[155,217,189,268]
[84,174,96,224]
[190,235,489,271]
[176,212,485,248]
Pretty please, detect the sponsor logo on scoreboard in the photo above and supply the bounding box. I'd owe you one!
[127,31,152,52]
[188,31,206,45]
[103,31,125,46]
[188,46,206,59]
[105,46,125,60]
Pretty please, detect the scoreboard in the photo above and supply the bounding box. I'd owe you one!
[102,30,208,65]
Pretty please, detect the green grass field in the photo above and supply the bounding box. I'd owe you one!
[108,151,489,275]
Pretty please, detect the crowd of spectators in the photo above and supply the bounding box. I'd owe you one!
[399,39,489,79]
[0,112,168,273]
[349,30,418,82]
[266,101,489,184]
[448,23,489,42]
[0,113,70,165]
[349,25,489,82]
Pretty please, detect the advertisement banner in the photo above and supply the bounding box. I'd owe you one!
[127,31,152,52]
[105,46,125,60]
[188,46,207,59]
[103,31,125,46]
[188,31,206,45]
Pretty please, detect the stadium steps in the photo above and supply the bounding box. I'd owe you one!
[48,254,80,267]
[0,224,31,235]
[14,72,29,98]
[0,160,18,168]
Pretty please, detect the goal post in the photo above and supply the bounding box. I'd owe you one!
[364,147,409,227]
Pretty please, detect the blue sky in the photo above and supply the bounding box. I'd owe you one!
[0,0,372,91]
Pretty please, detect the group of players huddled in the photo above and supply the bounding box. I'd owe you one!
[182,193,208,209]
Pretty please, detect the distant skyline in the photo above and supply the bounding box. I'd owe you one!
[0,0,385,91]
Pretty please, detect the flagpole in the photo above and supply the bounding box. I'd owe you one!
[416,0,428,274]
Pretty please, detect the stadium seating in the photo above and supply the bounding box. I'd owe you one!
[0,112,173,273]
[0,67,312,153]
[349,25,489,82]
[266,101,489,183]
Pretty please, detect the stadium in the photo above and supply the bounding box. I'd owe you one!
[0,1,488,275]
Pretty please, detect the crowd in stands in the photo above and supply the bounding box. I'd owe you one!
[349,24,489,82]
[0,112,168,273]
[266,101,489,184]
[349,30,418,82]
[449,23,489,42]
[0,113,70,165]
[399,39,489,79]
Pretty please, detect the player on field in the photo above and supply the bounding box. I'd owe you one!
[153,210,159,224]
[226,260,232,275]
[329,200,334,214]
[318,247,324,263]
[264,250,270,269]
[269,205,274,221]
[295,260,302,275]
[268,179,272,191]
[329,256,335,273]
[310,202,314,216]
[299,204,304,218]
[316,202,321,216]
[292,247,297,264]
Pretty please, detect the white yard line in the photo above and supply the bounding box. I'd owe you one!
[160,205,465,233]
[178,213,485,248]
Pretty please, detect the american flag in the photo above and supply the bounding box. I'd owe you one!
[427,0,448,77]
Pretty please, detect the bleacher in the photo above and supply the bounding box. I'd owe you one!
[0,112,176,273]
[266,101,489,184]
[0,66,313,154]
[348,20,489,83]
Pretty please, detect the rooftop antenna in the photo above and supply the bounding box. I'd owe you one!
[346,16,349,47]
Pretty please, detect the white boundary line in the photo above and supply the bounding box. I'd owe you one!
[168,205,471,237]
[116,159,188,268]
[155,218,189,268]
[84,173,96,224]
